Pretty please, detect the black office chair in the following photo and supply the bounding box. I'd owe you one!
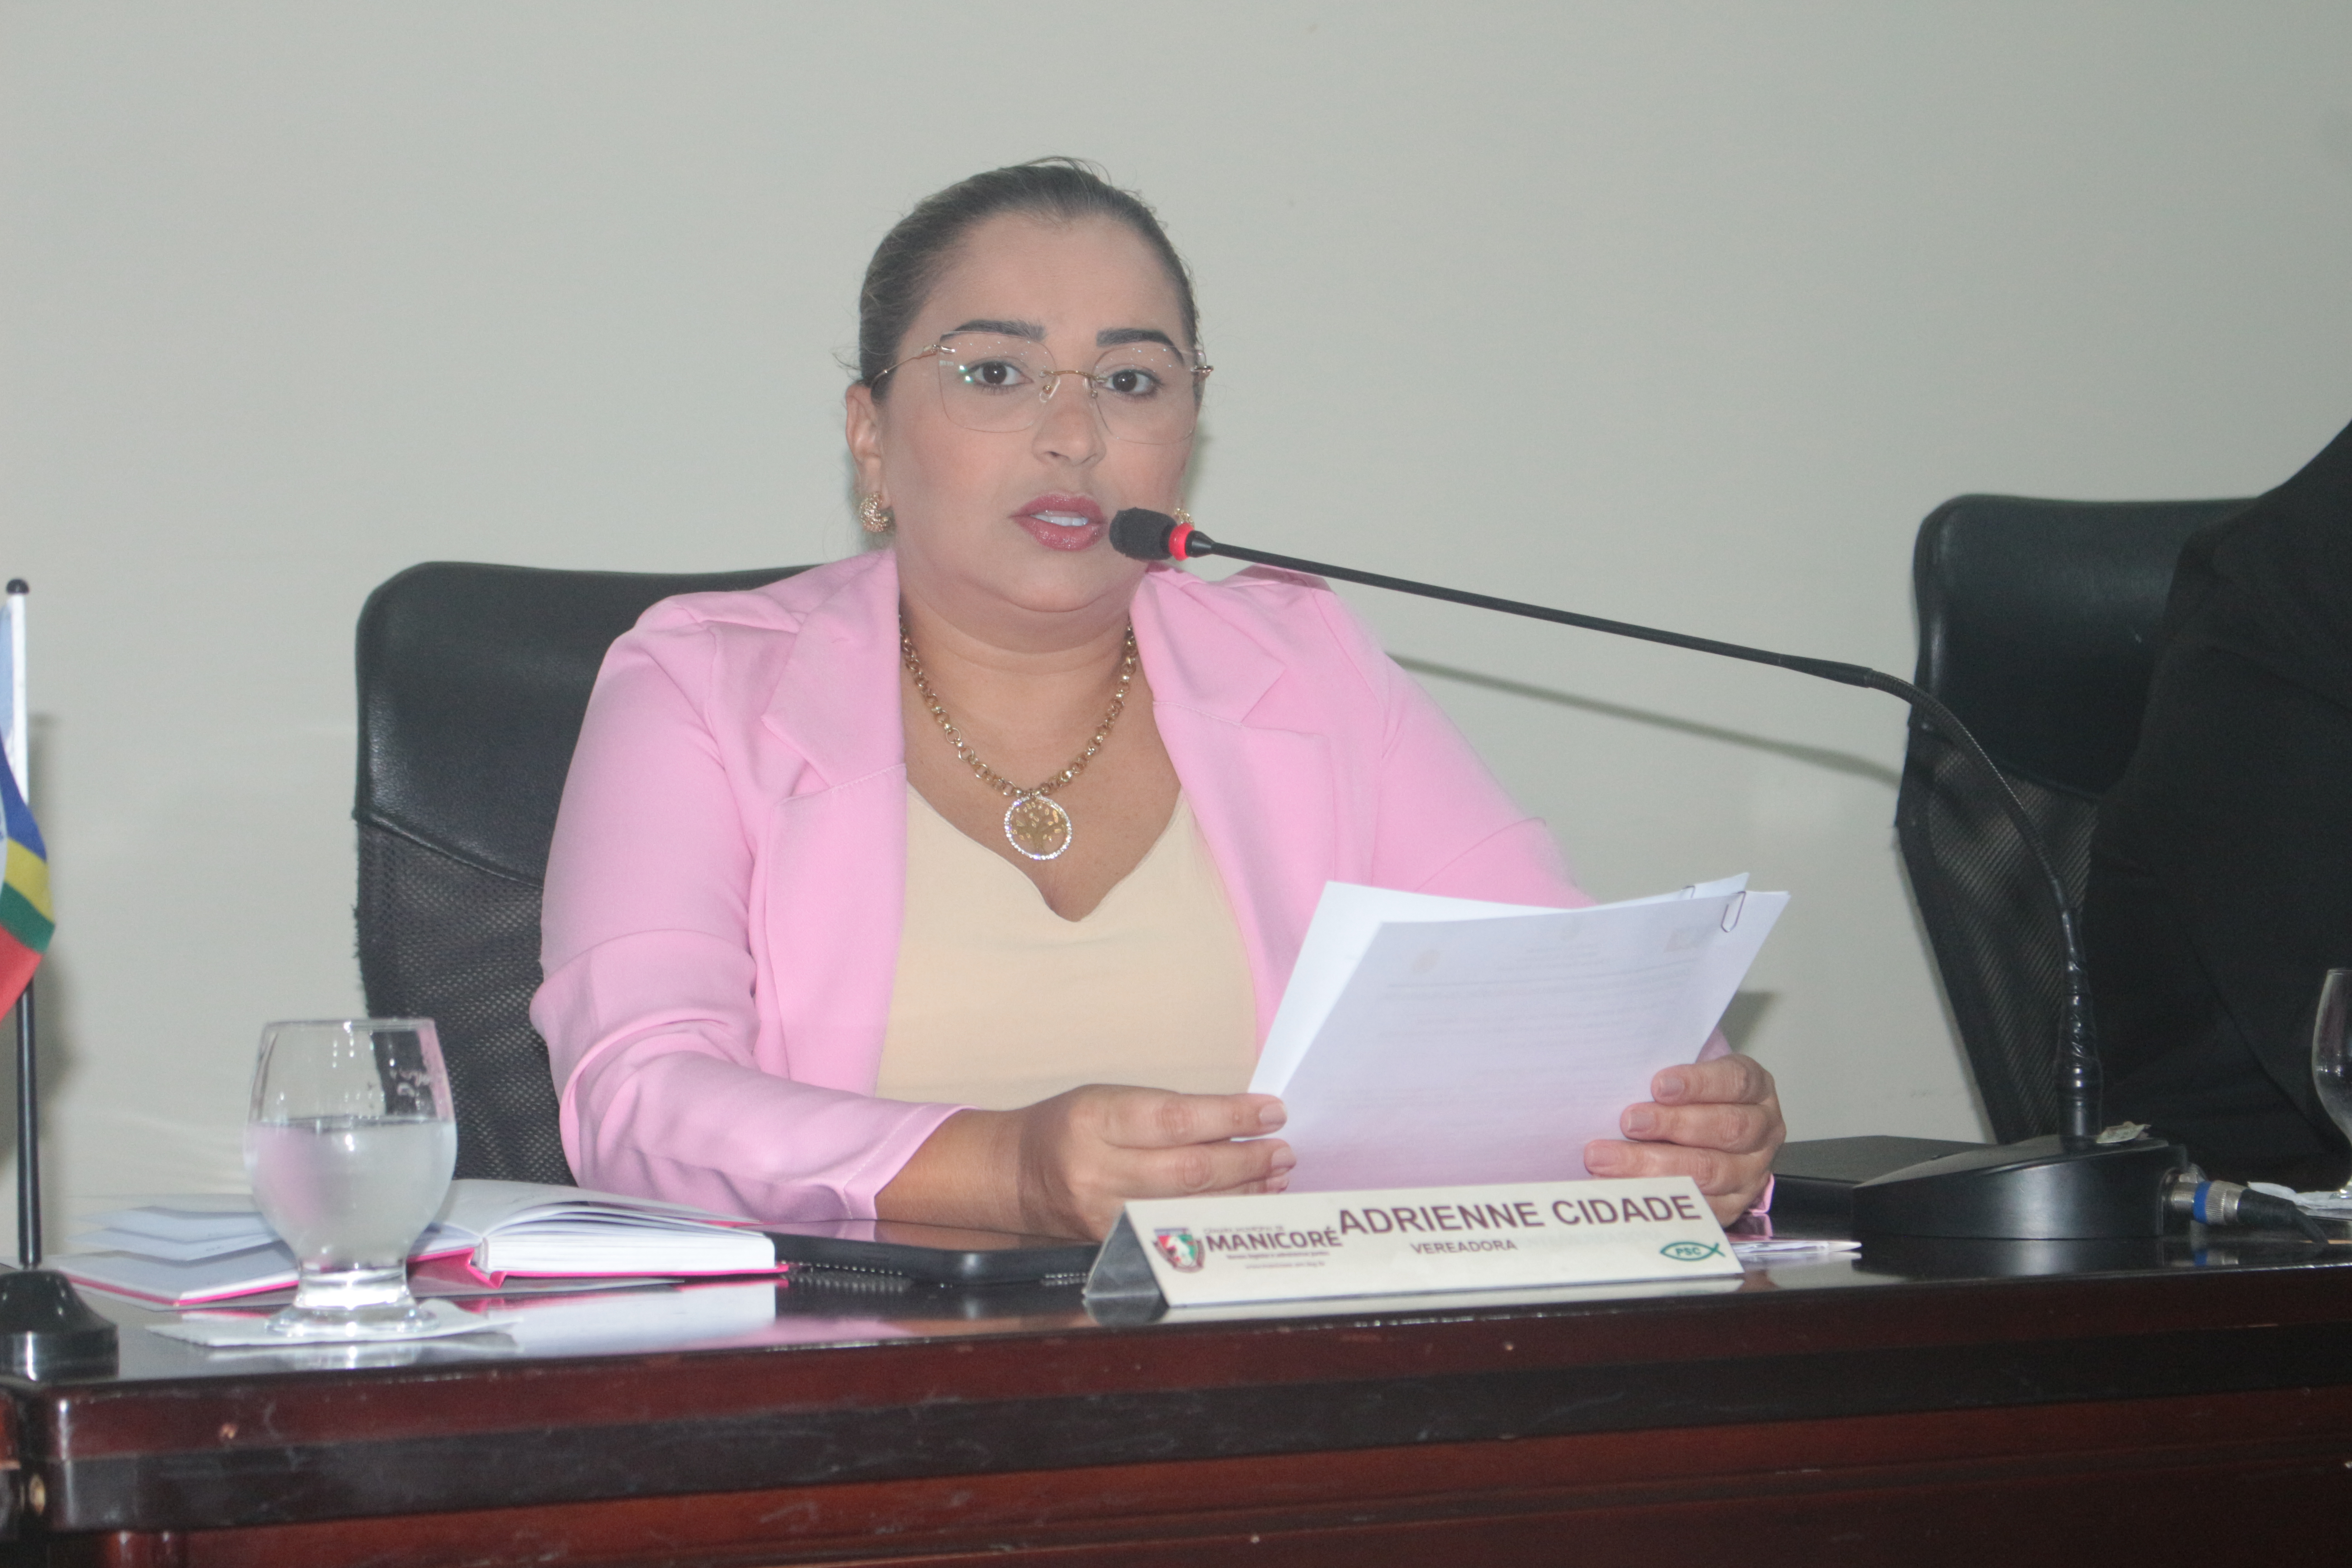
[354,561,805,1184]
[1895,495,2245,1144]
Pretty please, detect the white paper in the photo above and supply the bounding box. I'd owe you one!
[76,1200,275,1247]
[57,1242,302,1306]
[147,1298,520,1348]
[486,1280,789,1357]
[70,1225,278,1264]
[1729,1238,1861,1264]
[1252,876,1753,1097]
[1253,884,1570,1098]
[1257,877,1785,1192]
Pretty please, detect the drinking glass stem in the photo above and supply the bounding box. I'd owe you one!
[290,1263,414,1312]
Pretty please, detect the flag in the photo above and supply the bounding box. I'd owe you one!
[3,581,41,1010]
[0,759,47,1014]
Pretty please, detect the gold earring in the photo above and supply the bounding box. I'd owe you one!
[858,493,895,534]
[1173,505,1195,529]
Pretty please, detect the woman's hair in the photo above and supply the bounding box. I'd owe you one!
[856,157,1200,397]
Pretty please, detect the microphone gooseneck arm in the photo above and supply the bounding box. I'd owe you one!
[1111,508,2102,1150]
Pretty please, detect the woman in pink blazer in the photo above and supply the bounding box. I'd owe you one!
[533,161,1784,1238]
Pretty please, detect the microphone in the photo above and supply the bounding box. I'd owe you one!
[1112,509,2190,1242]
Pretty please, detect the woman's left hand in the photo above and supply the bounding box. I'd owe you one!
[1583,1056,1783,1225]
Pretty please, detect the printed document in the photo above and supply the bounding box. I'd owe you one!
[1251,877,1786,1191]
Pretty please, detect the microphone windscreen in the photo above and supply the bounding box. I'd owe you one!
[1110,508,1178,560]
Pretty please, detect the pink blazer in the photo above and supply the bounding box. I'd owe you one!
[532,549,1595,1222]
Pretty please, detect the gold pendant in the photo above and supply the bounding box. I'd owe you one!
[1004,793,1073,861]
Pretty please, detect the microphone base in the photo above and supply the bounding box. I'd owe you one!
[1850,1134,2186,1240]
[0,1268,120,1380]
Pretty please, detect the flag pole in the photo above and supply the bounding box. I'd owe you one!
[0,578,115,1376]
[4,576,22,788]
[6,577,33,1267]
[13,979,33,1269]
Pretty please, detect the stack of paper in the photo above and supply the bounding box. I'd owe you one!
[56,1180,782,1307]
[482,1279,795,1357]
[60,1196,455,1307]
[1253,876,1787,1191]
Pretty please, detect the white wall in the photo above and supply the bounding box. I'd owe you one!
[4,2,2349,1229]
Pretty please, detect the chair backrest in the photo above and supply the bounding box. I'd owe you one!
[354,561,805,1184]
[1895,495,2241,1143]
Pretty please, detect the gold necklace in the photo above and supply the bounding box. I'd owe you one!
[898,620,1138,862]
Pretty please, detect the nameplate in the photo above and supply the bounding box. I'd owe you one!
[1083,1177,1737,1310]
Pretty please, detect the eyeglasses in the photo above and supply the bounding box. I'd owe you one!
[873,331,1211,446]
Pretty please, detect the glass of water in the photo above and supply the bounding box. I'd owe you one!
[2311,970,2352,1199]
[244,1018,458,1337]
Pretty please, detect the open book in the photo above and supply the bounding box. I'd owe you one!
[1254,876,1787,1191]
[56,1180,781,1307]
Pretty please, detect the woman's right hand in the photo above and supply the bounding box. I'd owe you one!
[877,1087,1292,1240]
[1014,1086,1294,1239]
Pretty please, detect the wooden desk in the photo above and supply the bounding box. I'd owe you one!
[5,1236,2351,1566]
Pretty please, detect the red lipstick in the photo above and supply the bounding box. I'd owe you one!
[1013,493,1107,553]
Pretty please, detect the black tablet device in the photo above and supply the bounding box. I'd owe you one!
[764,1218,1099,1285]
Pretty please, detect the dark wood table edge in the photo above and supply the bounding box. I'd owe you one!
[6,1259,2351,1536]
[17,1383,2352,1567]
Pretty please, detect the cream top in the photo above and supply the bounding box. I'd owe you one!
[876,788,1259,1110]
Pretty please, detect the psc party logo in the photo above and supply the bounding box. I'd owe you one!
[1659,1240,1726,1263]
[1153,1228,1204,1273]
